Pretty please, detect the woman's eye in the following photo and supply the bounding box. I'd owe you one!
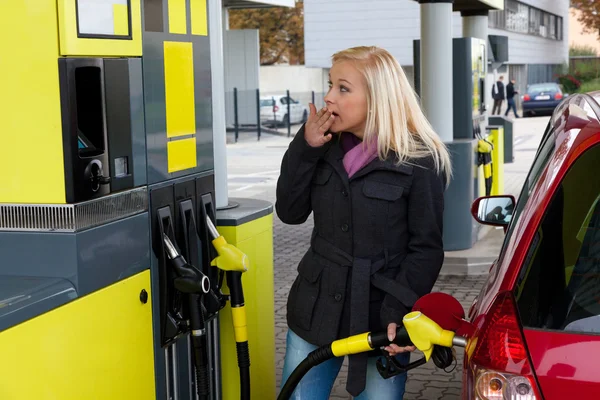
[340,85,349,92]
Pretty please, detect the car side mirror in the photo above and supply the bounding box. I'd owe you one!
[471,195,516,227]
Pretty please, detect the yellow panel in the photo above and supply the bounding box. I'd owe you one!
[113,4,129,36]
[0,271,156,399]
[57,0,142,56]
[168,0,188,34]
[164,41,197,138]
[0,0,66,203]
[167,138,197,173]
[218,214,275,400]
[490,127,505,195]
[191,0,208,36]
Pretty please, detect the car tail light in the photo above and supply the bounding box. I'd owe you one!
[273,105,279,112]
[523,94,531,101]
[555,93,563,100]
[467,291,542,400]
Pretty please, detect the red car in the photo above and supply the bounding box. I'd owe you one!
[464,92,600,399]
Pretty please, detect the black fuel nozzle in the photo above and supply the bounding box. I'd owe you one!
[163,234,210,295]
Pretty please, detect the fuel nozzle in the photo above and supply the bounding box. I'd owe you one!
[163,234,210,295]
[206,217,249,273]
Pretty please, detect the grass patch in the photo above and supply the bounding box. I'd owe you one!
[577,78,600,94]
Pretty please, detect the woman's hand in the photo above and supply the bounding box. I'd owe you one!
[304,103,335,148]
[383,322,417,356]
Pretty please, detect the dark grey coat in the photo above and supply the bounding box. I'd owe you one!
[276,127,446,347]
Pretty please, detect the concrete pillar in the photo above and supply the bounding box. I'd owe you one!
[209,0,229,209]
[419,0,453,143]
[462,14,488,41]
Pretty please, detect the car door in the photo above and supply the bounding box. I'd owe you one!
[513,135,600,400]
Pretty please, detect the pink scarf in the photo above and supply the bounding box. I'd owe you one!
[341,132,379,178]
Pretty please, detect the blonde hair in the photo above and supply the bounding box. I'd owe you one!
[331,46,452,184]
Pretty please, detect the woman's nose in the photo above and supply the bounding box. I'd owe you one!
[324,92,334,105]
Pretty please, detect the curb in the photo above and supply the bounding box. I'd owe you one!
[439,256,496,276]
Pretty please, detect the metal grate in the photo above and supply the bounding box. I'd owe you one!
[0,187,148,232]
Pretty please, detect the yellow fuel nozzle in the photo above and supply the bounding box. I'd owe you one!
[402,311,455,361]
[206,216,249,272]
[210,236,249,272]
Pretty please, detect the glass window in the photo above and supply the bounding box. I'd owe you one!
[260,99,274,107]
[492,1,562,41]
[515,144,600,334]
[557,17,563,40]
[497,122,556,259]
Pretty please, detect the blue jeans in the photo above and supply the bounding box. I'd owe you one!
[505,98,520,117]
[280,329,409,399]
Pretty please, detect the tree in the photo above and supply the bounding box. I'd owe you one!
[228,1,304,65]
[571,0,600,38]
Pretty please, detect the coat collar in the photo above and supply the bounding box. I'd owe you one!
[323,137,414,182]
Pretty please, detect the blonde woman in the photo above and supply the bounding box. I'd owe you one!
[276,46,451,399]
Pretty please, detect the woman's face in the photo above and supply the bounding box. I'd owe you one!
[324,61,368,138]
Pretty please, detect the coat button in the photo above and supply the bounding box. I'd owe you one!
[341,223,349,232]
[342,189,348,197]
[335,293,342,301]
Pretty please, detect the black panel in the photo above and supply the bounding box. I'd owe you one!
[58,58,111,203]
[144,0,164,32]
[174,179,197,261]
[196,175,216,279]
[413,39,421,97]
[488,35,509,63]
[104,58,135,192]
[150,184,182,347]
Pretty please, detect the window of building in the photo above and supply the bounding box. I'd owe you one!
[490,0,563,41]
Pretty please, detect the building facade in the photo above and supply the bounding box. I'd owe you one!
[304,0,569,109]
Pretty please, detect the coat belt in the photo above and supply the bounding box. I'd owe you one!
[310,234,418,396]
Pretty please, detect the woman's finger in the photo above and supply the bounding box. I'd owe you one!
[319,114,335,132]
[308,103,317,119]
[317,109,332,126]
[387,323,398,342]
[320,133,333,145]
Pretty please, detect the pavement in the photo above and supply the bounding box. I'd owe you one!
[225,115,550,399]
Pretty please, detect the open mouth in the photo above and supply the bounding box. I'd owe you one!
[331,112,339,117]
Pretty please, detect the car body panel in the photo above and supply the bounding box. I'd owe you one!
[259,95,307,125]
[523,329,600,400]
[464,91,600,399]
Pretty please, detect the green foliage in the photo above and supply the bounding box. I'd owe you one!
[577,78,600,93]
[228,1,304,65]
[570,44,598,57]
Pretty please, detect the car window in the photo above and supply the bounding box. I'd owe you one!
[528,84,559,94]
[497,122,556,257]
[515,143,600,334]
[260,99,274,107]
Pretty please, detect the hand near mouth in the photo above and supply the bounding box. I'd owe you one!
[304,103,336,148]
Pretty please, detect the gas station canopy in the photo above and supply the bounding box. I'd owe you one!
[223,0,295,9]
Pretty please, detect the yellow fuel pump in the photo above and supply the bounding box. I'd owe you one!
[0,1,275,400]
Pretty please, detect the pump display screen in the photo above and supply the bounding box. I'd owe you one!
[78,137,88,149]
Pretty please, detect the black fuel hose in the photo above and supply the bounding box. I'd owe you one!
[277,326,413,400]
[228,270,251,400]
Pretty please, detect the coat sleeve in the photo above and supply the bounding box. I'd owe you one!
[275,125,329,225]
[380,159,446,326]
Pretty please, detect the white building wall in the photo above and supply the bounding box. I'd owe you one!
[304,0,569,69]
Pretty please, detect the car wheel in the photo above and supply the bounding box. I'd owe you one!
[301,110,308,123]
